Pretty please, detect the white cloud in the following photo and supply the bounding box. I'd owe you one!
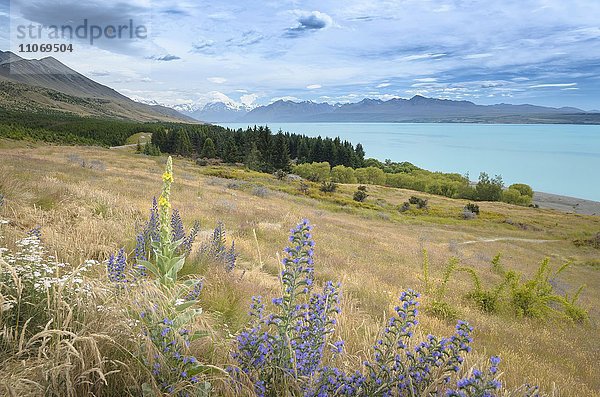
[399,53,446,61]
[306,84,322,89]
[464,53,493,59]
[240,93,259,106]
[529,83,577,88]
[376,82,391,88]
[414,77,438,83]
[207,77,227,84]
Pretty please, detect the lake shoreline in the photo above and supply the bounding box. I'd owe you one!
[219,122,600,202]
[533,191,600,216]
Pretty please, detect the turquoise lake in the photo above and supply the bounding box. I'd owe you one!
[219,123,600,201]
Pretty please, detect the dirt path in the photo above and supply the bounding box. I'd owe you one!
[457,237,561,245]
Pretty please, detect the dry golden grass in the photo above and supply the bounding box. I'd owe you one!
[0,142,599,395]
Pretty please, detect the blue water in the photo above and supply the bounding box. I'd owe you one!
[219,123,600,201]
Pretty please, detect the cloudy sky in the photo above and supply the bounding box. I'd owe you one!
[1,0,599,110]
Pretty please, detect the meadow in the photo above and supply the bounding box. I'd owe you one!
[0,140,599,396]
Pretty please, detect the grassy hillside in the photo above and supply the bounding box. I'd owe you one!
[0,81,196,123]
[0,141,598,395]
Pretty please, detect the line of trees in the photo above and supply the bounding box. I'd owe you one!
[151,124,366,173]
[0,109,152,147]
[292,161,534,205]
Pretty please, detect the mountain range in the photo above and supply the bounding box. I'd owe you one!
[0,51,195,123]
[184,96,599,124]
[1,50,598,125]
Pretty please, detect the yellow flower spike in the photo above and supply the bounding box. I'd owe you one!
[158,195,171,208]
[162,172,174,183]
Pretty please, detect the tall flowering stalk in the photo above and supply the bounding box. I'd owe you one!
[138,157,186,288]
[198,221,237,272]
[134,198,199,263]
[232,219,342,396]
[159,156,174,244]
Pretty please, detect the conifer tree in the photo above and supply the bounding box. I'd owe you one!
[355,143,366,167]
[245,142,263,171]
[222,136,239,163]
[296,139,310,163]
[174,130,192,156]
[271,133,291,171]
[201,137,217,158]
[310,136,324,163]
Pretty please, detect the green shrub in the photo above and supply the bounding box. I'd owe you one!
[399,202,411,212]
[293,162,331,182]
[355,166,386,185]
[409,196,428,209]
[509,259,565,318]
[502,188,532,206]
[353,185,368,202]
[562,286,588,323]
[274,169,287,180]
[475,172,503,201]
[298,181,310,195]
[426,299,459,320]
[330,165,357,183]
[319,181,338,193]
[464,202,480,215]
[509,183,534,198]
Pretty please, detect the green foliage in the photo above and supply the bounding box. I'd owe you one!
[475,172,504,201]
[422,255,461,320]
[509,183,534,198]
[409,196,428,209]
[245,142,264,171]
[399,201,411,212]
[143,142,161,156]
[508,259,565,318]
[298,181,310,195]
[274,169,287,180]
[419,251,588,320]
[330,165,357,183]
[0,109,152,146]
[152,124,363,172]
[136,157,186,288]
[319,181,338,193]
[491,253,504,274]
[385,170,467,199]
[353,185,368,202]
[271,132,291,171]
[292,162,331,182]
[562,286,588,323]
[502,188,532,206]
[200,138,217,159]
[426,299,459,321]
[355,166,386,185]
[464,202,480,215]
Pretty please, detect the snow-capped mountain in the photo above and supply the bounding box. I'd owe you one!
[189,101,253,122]
[172,103,203,114]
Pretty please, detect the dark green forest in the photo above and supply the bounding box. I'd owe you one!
[151,124,366,172]
[0,109,155,146]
